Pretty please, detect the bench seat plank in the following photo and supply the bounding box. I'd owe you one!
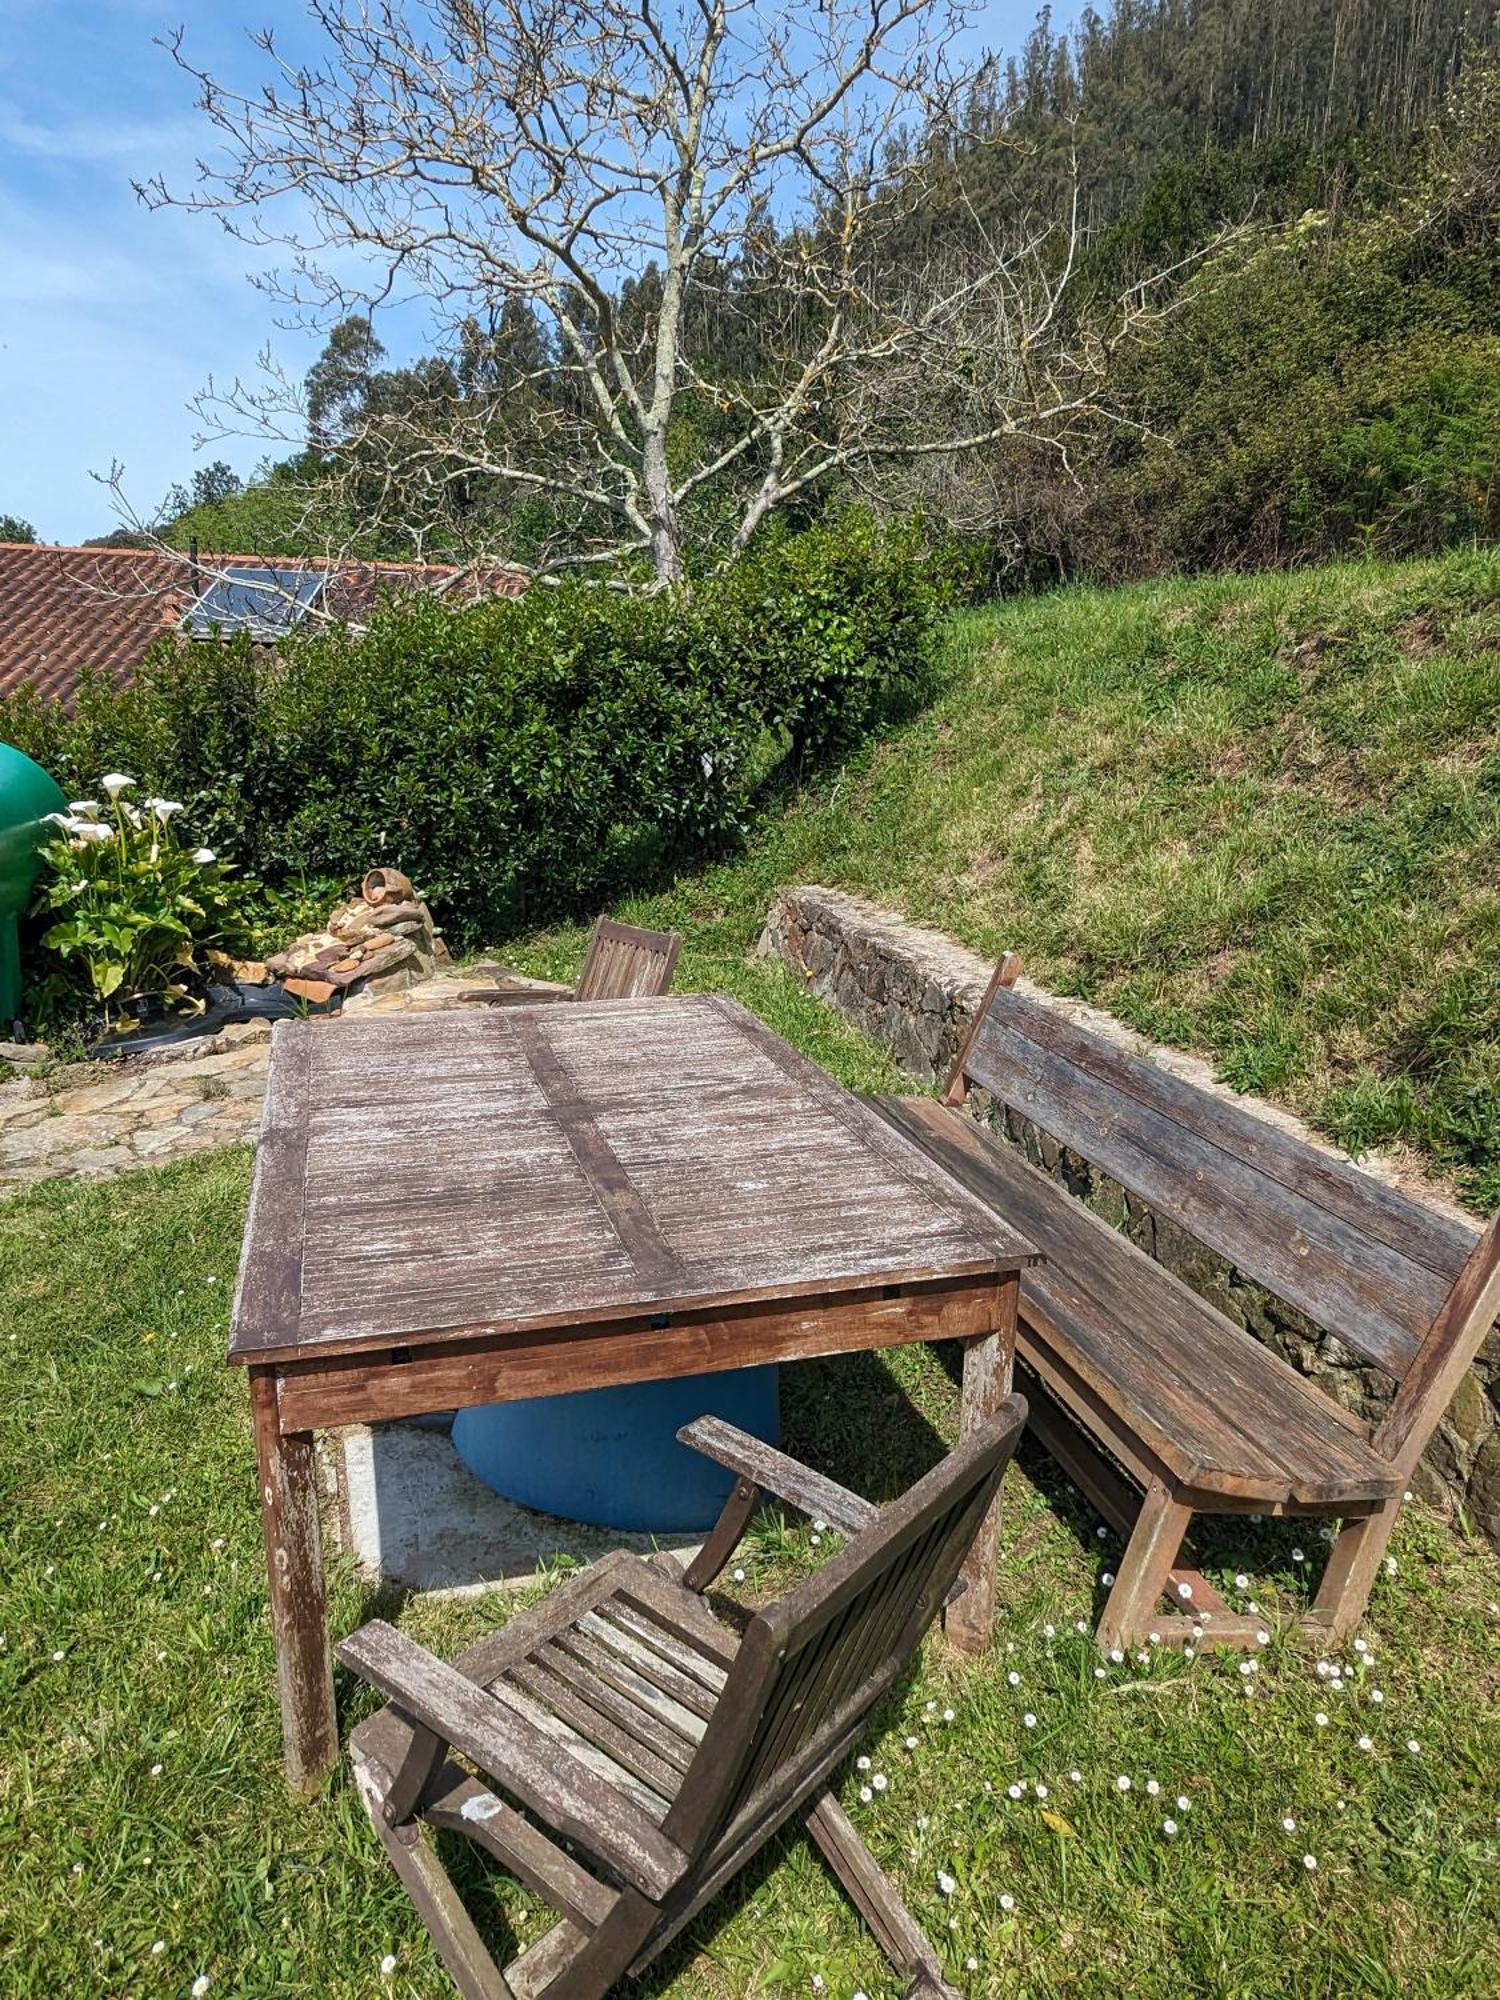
[874,1098,1401,1508]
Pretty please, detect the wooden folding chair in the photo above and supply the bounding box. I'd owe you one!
[337,1400,1026,2000]
[461,918,681,1009]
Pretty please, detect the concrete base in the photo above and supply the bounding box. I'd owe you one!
[328,1419,701,1597]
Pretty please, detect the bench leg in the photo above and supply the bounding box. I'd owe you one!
[945,1273,1019,1653]
[1097,1478,1192,1654]
[1311,1497,1402,1645]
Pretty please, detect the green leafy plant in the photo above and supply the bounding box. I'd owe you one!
[30,777,259,1025]
[1,513,952,948]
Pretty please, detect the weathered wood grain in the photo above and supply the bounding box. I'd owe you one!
[338,1413,1026,2000]
[575,918,681,1002]
[248,1368,336,1793]
[965,982,1476,1374]
[229,996,1036,1368]
[272,1279,1006,1433]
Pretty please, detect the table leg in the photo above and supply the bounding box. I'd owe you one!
[944,1272,1018,1653]
[249,1367,338,1791]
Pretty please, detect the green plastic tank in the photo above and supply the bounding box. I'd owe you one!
[0,743,68,1027]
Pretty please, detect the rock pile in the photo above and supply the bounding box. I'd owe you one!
[267,868,448,1006]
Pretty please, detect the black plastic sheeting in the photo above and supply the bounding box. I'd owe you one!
[88,979,339,1060]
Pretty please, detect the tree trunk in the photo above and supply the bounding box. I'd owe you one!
[643,430,684,587]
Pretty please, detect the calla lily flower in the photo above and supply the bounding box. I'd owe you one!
[67,799,102,819]
[41,811,73,828]
[71,823,115,845]
[192,847,217,865]
[100,773,135,797]
[146,798,185,821]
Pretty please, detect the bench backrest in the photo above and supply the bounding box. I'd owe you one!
[575,918,681,1002]
[946,960,1494,1408]
[663,1400,1025,1866]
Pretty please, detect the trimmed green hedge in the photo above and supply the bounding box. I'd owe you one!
[2,515,952,945]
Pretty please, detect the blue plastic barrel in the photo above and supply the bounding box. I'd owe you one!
[451,1365,781,1533]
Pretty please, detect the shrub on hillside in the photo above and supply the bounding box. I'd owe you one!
[0,514,949,946]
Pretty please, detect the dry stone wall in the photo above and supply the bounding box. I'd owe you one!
[758,883,1500,1550]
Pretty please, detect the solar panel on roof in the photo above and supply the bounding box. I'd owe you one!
[181,566,326,638]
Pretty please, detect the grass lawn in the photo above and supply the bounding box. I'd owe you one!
[3,956,1498,1998]
[505,547,1500,1209]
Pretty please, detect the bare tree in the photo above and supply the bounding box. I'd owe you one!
[140,1,1171,586]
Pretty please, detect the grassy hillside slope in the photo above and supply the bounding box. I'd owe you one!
[518,548,1500,1207]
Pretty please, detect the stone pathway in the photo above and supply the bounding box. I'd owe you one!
[0,966,496,1193]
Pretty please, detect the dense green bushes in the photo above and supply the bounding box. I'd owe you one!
[1,515,950,946]
[1070,63,1500,579]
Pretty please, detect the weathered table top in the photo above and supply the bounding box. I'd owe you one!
[229,992,1038,1369]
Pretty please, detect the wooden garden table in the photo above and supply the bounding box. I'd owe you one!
[229,993,1039,1790]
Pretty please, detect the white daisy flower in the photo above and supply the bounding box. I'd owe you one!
[1145,1779,1161,1797]
[937,1870,957,1897]
[1007,1670,1021,1687]
[1023,1713,1037,1729]
[1281,1816,1296,1833]
[1315,1712,1329,1728]
[1042,1623,1056,1638]
[857,1756,871,1771]
[1234,1574,1249,1590]
[1101,1571,1116,1586]
[1302,1854,1317,1872]
[732,1567,745,1583]
[1291,1548,1305,1564]
[380,1955,397,1978]
[151,1940,166,1956]
[191,1980,211,1998]
[1116,1775,1131,1792]
[859,1785,873,1803]
[872,1773,888,1792]
[1405,1739,1420,1755]
[1357,1735,1374,1752]
[1007,1783,1023,1800]
[998,1893,1016,1912]
[1068,1770,1083,1784]
[1176,1795,1191,1812]
[1162,1818,1178,1836]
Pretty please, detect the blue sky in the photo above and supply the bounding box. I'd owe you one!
[1,2,1060,545]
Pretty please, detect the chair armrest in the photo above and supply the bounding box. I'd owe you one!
[336,1620,687,1900]
[677,1417,879,1537]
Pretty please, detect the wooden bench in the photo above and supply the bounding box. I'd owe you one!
[873,955,1500,1653]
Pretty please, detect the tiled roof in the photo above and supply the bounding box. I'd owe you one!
[0,544,529,708]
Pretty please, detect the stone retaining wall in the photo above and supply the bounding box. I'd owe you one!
[758,883,1500,1549]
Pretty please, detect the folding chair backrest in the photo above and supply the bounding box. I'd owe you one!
[575,918,681,1002]
[664,1399,1025,1866]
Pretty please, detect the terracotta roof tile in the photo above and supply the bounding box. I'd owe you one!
[0,544,528,708]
